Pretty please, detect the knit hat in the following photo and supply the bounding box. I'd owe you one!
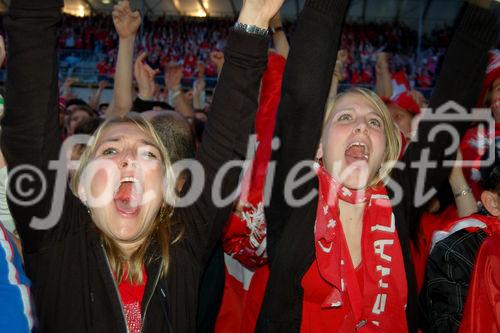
[479,49,500,107]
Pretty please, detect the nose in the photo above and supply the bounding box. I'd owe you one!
[353,118,368,134]
[119,150,137,169]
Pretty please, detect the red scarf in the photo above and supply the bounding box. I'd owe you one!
[314,162,408,332]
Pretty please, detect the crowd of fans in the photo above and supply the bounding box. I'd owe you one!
[55,13,455,88]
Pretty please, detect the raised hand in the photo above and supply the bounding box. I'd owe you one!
[97,80,108,91]
[238,0,285,29]
[164,62,183,92]
[409,89,427,108]
[337,49,348,64]
[134,52,160,100]
[210,51,225,75]
[112,0,141,40]
[0,35,5,66]
[376,52,390,73]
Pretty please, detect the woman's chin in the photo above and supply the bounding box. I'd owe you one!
[339,171,370,190]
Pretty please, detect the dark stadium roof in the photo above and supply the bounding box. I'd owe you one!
[1,0,462,30]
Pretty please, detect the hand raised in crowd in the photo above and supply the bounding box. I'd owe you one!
[62,77,78,100]
[134,52,160,100]
[238,0,285,28]
[376,52,390,73]
[210,51,225,75]
[112,0,141,40]
[338,49,348,65]
[97,80,108,91]
[164,62,183,92]
[409,89,427,108]
[0,35,5,67]
[334,49,348,81]
[195,63,206,91]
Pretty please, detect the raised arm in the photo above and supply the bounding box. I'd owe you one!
[392,0,498,234]
[107,0,141,117]
[325,49,348,112]
[178,0,283,265]
[270,13,290,59]
[89,80,108,111]
[1,0,63,252]
[264,0,350,261]
[165,63,195,118]
[375,52,393,98]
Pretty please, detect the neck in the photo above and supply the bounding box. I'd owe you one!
[338,199,365,225]
[117,240,142,258]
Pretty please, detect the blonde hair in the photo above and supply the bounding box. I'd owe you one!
[71,113,182,284]
[322,88,401,187]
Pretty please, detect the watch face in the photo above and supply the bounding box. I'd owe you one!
[235,22,269,36]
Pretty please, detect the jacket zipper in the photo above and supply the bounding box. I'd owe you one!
[140,263,162,333]
[101,244,130,333]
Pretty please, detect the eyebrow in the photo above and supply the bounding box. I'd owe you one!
[334,108,382,118]
[98,136,160,150]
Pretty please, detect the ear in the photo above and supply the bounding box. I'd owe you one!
[316,142,324,160]
[410,113,422,139]
[481,190,500,217]
[77,182,88,205]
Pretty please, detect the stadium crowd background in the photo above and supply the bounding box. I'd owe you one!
[0,12,458,96]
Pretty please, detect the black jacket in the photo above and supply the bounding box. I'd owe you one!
[1,1,269,332]
[255,1,498,332]
[420,228,487,332]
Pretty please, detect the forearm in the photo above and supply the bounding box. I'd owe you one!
[2,0,62,169]
[266,0,350,259]
[375,69,392,98]
[181,30,269,265]
[325,77,339,113]
[399,2,497,217]
[1,0,63,251]
[173,93,195,118]
[89,87,104,110]
[108,37,134,117]
[450,172,478,217]
[272,30,290,59]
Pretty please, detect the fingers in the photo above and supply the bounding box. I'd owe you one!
[137,52,147,63]
[144,65,159,78]
[113,0,140,22]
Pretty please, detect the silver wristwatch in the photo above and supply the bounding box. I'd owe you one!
[233,22,269,36]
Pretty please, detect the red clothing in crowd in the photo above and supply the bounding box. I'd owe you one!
[306,163,408,333]
[459,122,500,199]
[301,260,364,332]
[460,232,500,333]
[215,52,286,333]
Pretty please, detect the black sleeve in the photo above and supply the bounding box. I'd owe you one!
[1,0,65,254]
[264,0,350,262]
[420,229,487,332]
[390,2,498,237]
[132,96,174,113]
[177,30,269,265]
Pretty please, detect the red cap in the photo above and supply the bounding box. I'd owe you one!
[478,50,500,107]
[383,91,420,115]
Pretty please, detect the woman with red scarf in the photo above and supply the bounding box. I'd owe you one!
[255,0,498,332]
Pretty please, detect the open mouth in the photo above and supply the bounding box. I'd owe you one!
[113,177,143,217]
[345,141,369,164]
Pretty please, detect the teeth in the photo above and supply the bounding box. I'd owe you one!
[347,142,369,160]
[120,177,138,183]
